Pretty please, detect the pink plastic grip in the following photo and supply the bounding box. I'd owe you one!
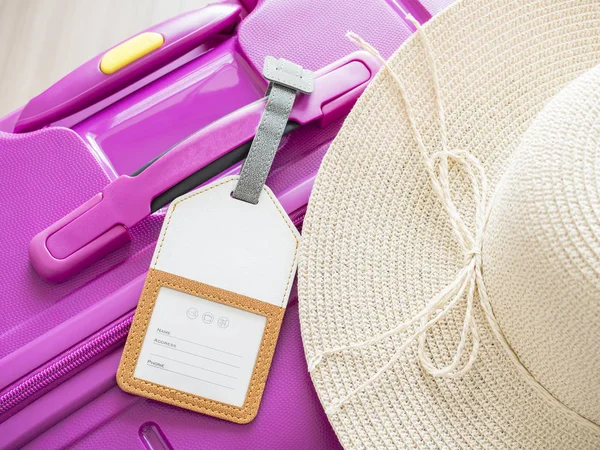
[14,4,241,133]
[29,52,381,282]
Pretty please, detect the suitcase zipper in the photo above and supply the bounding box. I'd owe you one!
[0,313,134,418]
[0,205,307,419]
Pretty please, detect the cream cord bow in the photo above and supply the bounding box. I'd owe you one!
[308,16,600,431]
[307,17,490,414]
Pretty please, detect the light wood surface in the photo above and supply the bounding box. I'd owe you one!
[0,0,212,117]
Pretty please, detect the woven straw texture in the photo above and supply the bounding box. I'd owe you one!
[298,0,600,448]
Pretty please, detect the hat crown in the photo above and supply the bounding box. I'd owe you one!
[483,65,600,425]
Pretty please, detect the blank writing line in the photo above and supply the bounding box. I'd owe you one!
[147,363,234,390]
[154,343,241,369]
[156,330,242,358]
[150,353,238,380]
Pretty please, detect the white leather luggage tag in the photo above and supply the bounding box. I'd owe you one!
[118,56,312,423]
[117,176,300,423]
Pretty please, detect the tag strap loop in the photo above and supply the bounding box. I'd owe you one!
[232,57,314,204]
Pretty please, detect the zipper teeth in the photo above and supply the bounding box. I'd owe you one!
[0,313,134,415]
[0,205,307,417]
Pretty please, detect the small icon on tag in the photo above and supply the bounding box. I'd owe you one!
[186,308,198,319]
[217,317,229,329]
[202,312,214,324]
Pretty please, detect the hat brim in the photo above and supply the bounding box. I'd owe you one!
[298,0,600,447]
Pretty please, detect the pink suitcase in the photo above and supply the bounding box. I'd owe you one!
[0,0,454,448]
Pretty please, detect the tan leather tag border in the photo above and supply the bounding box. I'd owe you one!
[117,268,285,424]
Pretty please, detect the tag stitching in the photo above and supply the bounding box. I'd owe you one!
[262,185,299,307]
[157,279,278,317]
[152,176,299,307]
[151,177,237,271]
[117,269,284,423]
[119,175,297,422]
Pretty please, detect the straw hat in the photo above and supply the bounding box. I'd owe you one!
[298,0,600,448]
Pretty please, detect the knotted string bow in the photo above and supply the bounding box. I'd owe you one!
[307,17,600,435]
[307,15,493,414]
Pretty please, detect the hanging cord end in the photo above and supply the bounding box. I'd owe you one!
[345,31,386,64]
[405,13,421,29]
[345,31,377,53]
[404,14,421,30]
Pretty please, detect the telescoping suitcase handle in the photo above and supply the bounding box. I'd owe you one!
[29,51,381,283]
[13,3,242,133]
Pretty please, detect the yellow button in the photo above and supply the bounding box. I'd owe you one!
[100,32,164,75]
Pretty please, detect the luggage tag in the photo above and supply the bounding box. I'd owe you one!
[117,57,313,423]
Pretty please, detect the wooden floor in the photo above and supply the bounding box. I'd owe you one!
[0,0,212,117]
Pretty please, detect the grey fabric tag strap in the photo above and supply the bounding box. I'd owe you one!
[232,57,314,204]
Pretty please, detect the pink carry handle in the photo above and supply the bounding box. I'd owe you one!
[29,51,380,282]
[14,3,241,133]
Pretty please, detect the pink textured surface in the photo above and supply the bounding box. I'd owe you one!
[238,0,414,73]
[24,301,341,450]
[0,129,162,358]
[0,0,460,446]
[267,118,344,194]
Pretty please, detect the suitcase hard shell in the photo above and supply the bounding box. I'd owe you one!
[0,0,454,448]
